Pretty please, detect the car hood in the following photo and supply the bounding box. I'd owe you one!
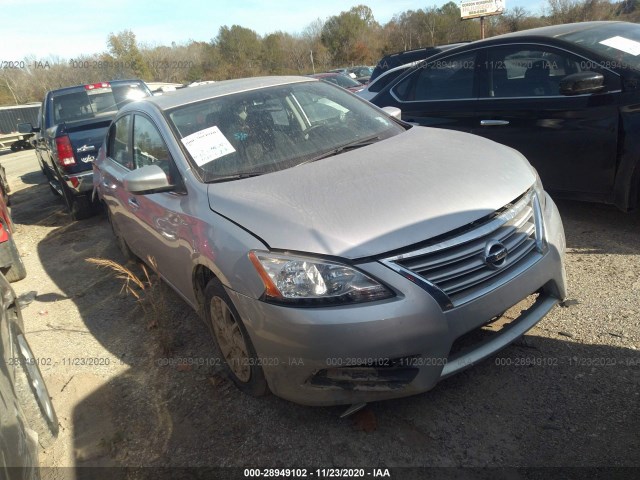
[207,127,535,259]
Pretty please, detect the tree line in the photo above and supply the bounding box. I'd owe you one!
[1,0,639,105]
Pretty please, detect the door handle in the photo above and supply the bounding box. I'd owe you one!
[127,197,139,210]
[480,120,510,126]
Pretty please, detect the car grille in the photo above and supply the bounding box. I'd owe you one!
[383,189,545,308]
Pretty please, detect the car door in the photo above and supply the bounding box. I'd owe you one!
[373,50,481,132]
[96,114,145,252]
[125,113,194,293]
[470,44,621,197]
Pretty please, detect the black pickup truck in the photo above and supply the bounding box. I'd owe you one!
[20,80,152,219]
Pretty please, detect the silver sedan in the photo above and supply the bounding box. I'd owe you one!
[93,76,566,407]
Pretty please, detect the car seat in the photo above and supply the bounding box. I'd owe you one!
[524,60,552,96]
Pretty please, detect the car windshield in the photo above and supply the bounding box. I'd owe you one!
[168,81,404,180]
[325,74,362,89]
[52,82,148,123]
[349,66,373,77]
[561,22,640,71]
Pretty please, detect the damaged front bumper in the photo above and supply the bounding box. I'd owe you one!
[227,194,567,406]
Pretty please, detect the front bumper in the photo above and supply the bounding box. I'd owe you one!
[228,194,566,406]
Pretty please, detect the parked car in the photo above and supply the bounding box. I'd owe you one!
[0,186,25,282]
[94,76,566,408]
[0,270,58,477]
[20,80,152,220]
[346,66,374,84]
[308,73,365,93]
[371,21,640,211]
[370,43,469,83]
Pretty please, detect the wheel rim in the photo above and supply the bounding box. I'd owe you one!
[210,296,251,382]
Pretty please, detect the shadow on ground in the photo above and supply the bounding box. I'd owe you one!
[556,198,640,255]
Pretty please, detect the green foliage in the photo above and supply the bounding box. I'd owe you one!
[321,5,379,65]
[107,30,151,79]
[215,25,262,77]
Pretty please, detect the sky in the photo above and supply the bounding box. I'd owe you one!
[1,0,546,60]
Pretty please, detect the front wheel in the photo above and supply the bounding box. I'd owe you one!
[204,278,269,397]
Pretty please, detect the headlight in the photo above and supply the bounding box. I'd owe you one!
[533,169,546,211]
[249,251,394,306]
[531,169,548,252]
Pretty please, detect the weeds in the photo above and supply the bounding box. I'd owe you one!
[86,256,174,354]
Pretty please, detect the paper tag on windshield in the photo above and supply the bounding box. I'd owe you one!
[181,126,236,166]
[599,36,640,56]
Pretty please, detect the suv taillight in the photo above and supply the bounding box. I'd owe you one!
[55,135,76,167]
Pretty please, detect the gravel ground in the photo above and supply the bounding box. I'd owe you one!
[1,148,638,478]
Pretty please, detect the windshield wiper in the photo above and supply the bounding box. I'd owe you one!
[295,135,382,167]
[203,171,267,183]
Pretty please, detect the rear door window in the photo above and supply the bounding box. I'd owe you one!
[392,52,477,101]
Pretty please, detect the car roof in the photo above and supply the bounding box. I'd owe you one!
[487,21,624,41]
[145,76,315,110]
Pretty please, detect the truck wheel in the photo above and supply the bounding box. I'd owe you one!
[70,195,93,220]
[12,326,59,448]
[10,143,19,152]
[1,238,27,282]
[62,185,92,221]
[204,277,269,397]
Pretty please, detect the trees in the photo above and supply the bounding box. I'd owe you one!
[215,25,262,77]
[321,5,380,65]
[105,30,151,79]
[2,0,640,106]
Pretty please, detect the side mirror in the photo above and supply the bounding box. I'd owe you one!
[123,165,173,195]
[382,106,402,119]
[18,123,38,134]
[560,72,605,96]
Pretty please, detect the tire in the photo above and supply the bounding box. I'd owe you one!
[10,143,19,152]
[107,207,136,262]
[1,237,27,282]
[204,278,269,397]
[0,185,9,207]
[13,327,59,448]
[62,185,93,221]
[70,195,93,221]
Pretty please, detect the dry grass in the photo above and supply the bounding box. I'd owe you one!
[86,256,173,354]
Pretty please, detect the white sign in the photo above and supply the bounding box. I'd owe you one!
[460,0,505,19]
[599,36,640,56]
[181,126,236,167]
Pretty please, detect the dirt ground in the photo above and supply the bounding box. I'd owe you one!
[1,148,638,478]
